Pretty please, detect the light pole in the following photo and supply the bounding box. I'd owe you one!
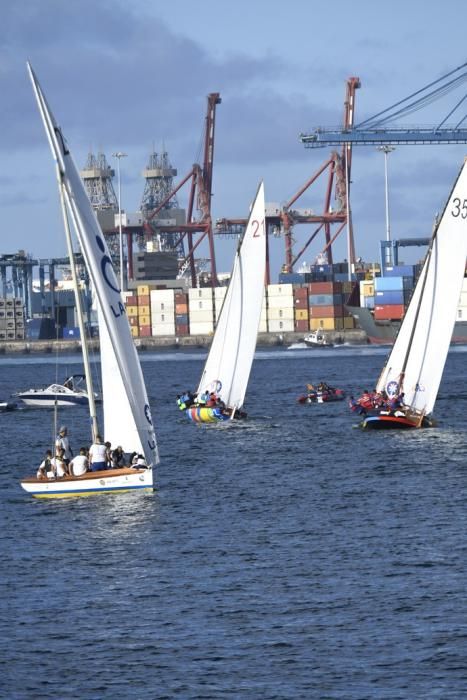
[377,145,395,266]
[112,151,127,291]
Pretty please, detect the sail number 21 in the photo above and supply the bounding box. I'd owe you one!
[451,197,467,218]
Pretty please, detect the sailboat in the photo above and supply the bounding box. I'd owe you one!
[360,157,467,430]
[185,182,266,423]
[20,64,159,497]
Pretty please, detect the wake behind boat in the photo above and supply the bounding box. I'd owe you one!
[181,182,266,424]
[356,158,467,430]
[20,64,158,497]
[15,374,99,407]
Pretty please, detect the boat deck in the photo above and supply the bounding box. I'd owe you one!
[21,467,147,484]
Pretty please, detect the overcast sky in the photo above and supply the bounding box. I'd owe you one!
[2,0,467,278]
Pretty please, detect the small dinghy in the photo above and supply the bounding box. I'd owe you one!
[297,383,345,404]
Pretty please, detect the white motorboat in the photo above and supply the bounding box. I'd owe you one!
[303,331,334,348]
[15,374,99,407]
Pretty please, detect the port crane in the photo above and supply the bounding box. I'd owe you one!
[300,61,467,147]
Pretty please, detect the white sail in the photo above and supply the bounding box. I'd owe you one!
[28,63,159,466]
[376,159,467,415]
[98,304,145,455]
[197,182,266,410]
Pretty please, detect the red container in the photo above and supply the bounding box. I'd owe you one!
[138,325,151,337]
[294,297,309,309]
[128,315,139,327]
[309,304,344,317]
[126,295,138,306]
[308,281,342,294]
[294,287,308,299]
[294,319,309,332]
[175,293,188,304]
[137,294,150,305]
[374,304,405,320]
[175,324,189,335]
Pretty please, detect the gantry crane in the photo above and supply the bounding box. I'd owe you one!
[300,61,467,147]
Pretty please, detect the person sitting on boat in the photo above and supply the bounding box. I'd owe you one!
[104,441,112,468]
[183,391,196,408]
[88,434,108,472]
[176,394,187,411]
[69,447,89,477]
[36,449,54,480]
[111,445,126,468]
[52,447,68,478]
[388,392,406,417]
[131,453,147,469]
[206,392,219,407]
[348,396,366,415]
[55,426,73,468]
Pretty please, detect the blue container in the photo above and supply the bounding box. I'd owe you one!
[175,313,188,325]
[375,290,405,305]
[374,275,414,292]
[26,317,57,340]
[384,265,416,277]
[278,273,305,284]
[308,293,343,306]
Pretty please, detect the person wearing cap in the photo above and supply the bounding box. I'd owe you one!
[55,425,73,467]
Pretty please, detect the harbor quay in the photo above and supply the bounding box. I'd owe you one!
[0,329,367,355]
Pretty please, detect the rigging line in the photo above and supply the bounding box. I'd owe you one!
[437,93,467,129]
[355,62,467,129]
[454,112,467,129]
[362,74,467,129]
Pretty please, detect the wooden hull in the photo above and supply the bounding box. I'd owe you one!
[360,414,433,430]
[20,467,154,498]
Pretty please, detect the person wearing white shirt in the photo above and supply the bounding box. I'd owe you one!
[88,435,108,472]
[69,448,89,477]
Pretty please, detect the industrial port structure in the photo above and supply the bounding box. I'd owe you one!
[2,62,467,339]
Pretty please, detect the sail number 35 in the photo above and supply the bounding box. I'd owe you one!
[451,197,467,218]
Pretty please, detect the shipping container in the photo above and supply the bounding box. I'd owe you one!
[374,276,413,292]
[294,297,308,310]
[188,288,214,300]
[258,319,268,333]
[383,264,418,277]
[130,326,139,338]
[214,286,228,298]
[175,313,189,325]
[128,315,139,327]
[175,324,190,335]
[125,305,138,317]
[309,294,343,306]
[309,304,344,317]
[360,280,375,297]
[308,281,343,294]
[294,309,309,321]
[189,298,214,311]
[189,309,214,323]
[374,290,406,305]
[360,295,375,309]
[152,312,175,325]
[189,321,214,335]
[152,324,176,336]
[136,284,151,296]
[294,319,309,332]
[309,317,345,331]
[175,303,189,315]
[267,295,294,309]
[139,326,152,337]
[63,327,80,338]
[138,315,151,327]
[175,292,189,304]
[267,283,294,297]
[150,289,175,304]
[374,304,405,320]
[137,305,150,317]
[268,307,294,321]
[137,294,150,306]
[267,319,294,332]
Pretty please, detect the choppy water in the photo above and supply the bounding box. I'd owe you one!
[2,344,467,699]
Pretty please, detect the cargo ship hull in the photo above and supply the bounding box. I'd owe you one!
[347,306,467,345]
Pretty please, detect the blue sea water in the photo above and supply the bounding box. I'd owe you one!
[2,344,467,699]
